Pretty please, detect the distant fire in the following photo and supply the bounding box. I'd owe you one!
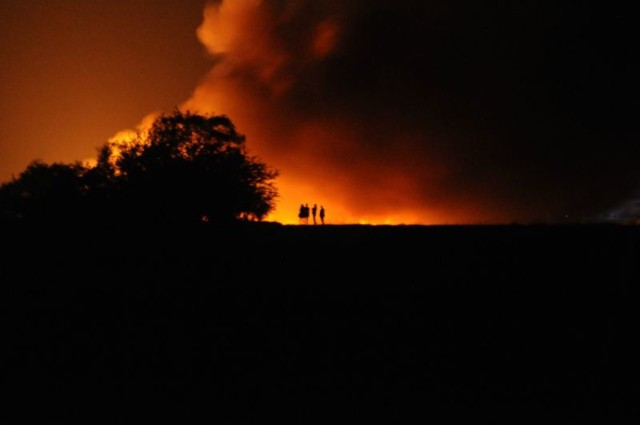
[109,1,483,225]
[5,1,637,226]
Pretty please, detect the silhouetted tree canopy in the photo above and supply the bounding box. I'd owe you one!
[0,111,279,225]
[0,160,87,222]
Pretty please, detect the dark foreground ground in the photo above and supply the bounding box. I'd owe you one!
[3,223,639,423]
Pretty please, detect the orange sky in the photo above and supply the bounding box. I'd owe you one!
[0,0,469,225]
[2,1,638,224]
[0,1,209,181]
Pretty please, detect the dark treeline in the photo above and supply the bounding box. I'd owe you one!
[0,110,278,226]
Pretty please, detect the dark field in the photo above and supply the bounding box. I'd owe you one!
[4,223,639,423]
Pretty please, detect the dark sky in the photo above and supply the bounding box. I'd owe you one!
[2,0,638,224]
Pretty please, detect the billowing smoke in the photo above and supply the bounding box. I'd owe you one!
[130,0,640,224]
[181,0,474,224]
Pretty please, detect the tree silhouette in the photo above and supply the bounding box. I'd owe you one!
[0,160,87,222]
[0,111,279,225]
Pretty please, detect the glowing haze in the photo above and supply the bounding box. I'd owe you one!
[182,0,458,224]
[110,0,464,224]
[182,0,639,223]
[141,0,640,224]
[2,1,638,224]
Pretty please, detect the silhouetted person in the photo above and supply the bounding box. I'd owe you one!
[298,204,305,224]
[304,203,310,224]
[312,204,317,225]
[319,205,325,225]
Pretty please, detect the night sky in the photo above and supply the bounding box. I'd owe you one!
[1,0,638,224]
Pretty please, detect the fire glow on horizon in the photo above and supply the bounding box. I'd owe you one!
[87,0,638,225]
[106,0,474,225]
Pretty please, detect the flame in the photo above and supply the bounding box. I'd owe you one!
[106,1,477,225]
[108,112,159,145]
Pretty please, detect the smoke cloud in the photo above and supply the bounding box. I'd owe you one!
[142,1,640,223]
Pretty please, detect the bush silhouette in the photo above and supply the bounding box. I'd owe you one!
[0,160,86,222]
[0,111,279,225]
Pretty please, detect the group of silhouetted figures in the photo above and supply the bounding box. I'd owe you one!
[298,203,325,225]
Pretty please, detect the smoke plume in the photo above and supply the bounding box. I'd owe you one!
[129,0,640,224]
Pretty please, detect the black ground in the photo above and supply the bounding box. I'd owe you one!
[4,223,639,423]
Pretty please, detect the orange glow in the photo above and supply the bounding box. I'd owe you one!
[196,0,292,97]
[312,19,339,58]
[3,2,636,226]
[108,112,159,145]
[102,0,482,225]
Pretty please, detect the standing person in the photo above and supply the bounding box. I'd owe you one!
[304,203,310,224]
[298,204,305,224]
[312,204,318,225]
[319,205,325,225]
